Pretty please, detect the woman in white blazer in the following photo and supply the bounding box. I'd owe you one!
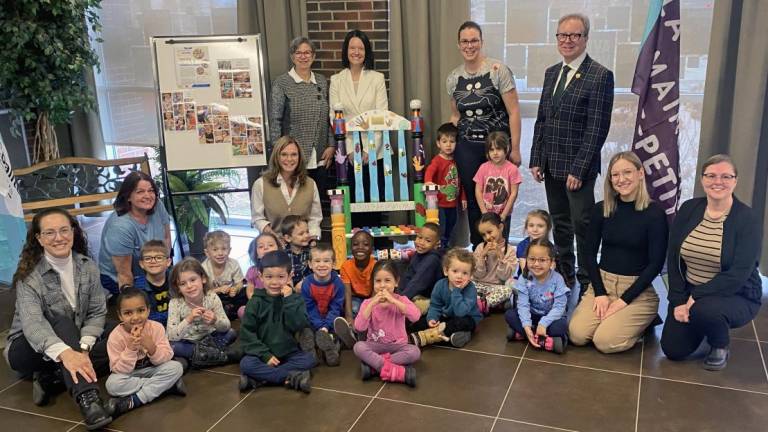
[329,29,389,227]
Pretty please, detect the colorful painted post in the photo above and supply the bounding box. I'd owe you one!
[352,132,364,202]
[328,189,347,269]
[410,100,426,226]
[423,184,440,224]
[396,129,409,200]
[367,130,380,202]
[381,132,395,201]
[332,103,348,185]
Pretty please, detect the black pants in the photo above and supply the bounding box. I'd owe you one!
[409,315,476,336]
[660,295,760,360]
[544,175,595,287]
[7,316,115,399]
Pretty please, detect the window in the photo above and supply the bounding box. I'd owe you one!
[91,0,238,149]
[471,0,714,237]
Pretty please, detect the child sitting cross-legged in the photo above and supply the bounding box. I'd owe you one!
[239,251,317,393]
[353,260,421,386]
[298,243,344,367]
[105,287,185,418]
[409,248,482,348]
[237,232,281,319]
[505,238,570,354]
[473,212,518,310]
[167,258,240,371]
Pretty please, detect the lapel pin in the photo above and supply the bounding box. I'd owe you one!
[575,73,581,79]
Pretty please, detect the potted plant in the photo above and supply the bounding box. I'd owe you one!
[0,0,103,162]
[165,169,238,259]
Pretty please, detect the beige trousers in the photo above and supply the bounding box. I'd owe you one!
[568,269,659,353]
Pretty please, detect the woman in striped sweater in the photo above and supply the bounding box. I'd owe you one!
[661,154,762,371]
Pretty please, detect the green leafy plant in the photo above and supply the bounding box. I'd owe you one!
[166,170,238,243]
[0,0,103,161]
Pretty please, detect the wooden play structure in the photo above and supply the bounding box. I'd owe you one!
[328,100,440,269]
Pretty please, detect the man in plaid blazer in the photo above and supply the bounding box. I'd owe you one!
[530,13,614,291]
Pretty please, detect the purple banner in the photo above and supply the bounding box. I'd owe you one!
[631,0,681,219]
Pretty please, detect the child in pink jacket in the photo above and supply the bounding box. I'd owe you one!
[352,261,421,386]
[106,287,186,418]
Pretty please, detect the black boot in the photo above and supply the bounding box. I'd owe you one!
[704,347,729,371]
[238,375,266,392]
[104,395,140,419]
[190,341,229,368]
[76,389,112,430]
[360,362,377,381]
[285,370,311,394]
[165,378,187,397]
[32,372,50,406]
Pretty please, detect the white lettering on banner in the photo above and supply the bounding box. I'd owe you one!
[652,81,675,101]
[635,134,660,153]
[665,19,681,41]
[651,51,667,77]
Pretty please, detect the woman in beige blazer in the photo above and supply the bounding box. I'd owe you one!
[329,29,389,227]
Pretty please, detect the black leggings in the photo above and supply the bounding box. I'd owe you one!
[7,316,114,398]
[660,295,759,360]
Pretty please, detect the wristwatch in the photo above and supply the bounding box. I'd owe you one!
[80,343,91,352]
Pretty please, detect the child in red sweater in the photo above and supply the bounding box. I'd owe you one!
[425,123,466,247]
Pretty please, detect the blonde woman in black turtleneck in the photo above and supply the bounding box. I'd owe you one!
[568,151,668,354]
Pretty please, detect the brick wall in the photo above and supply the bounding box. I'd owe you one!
[307,1,390,81]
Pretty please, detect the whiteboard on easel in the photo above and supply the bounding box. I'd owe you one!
[151,35,269,171]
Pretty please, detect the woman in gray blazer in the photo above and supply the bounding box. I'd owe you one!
[5,208,114,430]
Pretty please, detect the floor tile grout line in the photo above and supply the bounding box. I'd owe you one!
[374,395,497,419]
[494,417,579,432]
[205,388,254,432]
[490,344,528,432]
[345,383,385,432]
[521,356,640,377]
[643,375,768,396]
[0,379,22,397]
[433,344,524,360]
[751,321,768,385]
[65,421,85,432]
[313,386,380,399]
[634,341,644,432]
[0,405,82,425]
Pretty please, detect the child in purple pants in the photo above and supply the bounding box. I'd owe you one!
[352,260,421,386]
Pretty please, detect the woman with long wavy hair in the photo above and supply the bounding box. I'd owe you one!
[4,208,114,429]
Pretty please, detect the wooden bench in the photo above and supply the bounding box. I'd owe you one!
[13,155,151,222]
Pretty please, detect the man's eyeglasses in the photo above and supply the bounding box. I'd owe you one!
[556,33,584,42]
[39,227,74,240]
[141,255,168,263]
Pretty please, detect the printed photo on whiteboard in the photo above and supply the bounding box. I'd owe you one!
[163,111,174,131]
[220,80,234,99]
[175,46,211,88]
[198,124,214,144]
[185,108,197,130]
[161,93,172,111]
[174,116,186,131]
[232,137,248,156]
[172,92,184,104]
[214,129,231,144]
[211,103,229,116]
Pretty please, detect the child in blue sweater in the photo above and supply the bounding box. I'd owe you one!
[409,248,482,348]
[299,244,345,367]
[398,223,444,313]
[505,238,569,354]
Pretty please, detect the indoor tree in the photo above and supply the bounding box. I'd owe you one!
[0,0,103,162]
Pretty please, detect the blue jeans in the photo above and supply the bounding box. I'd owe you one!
[170,329,237,359]
[438,206,458,246]
[240,350,317,385]
[351,296,364,317]
[101,274,147,297]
